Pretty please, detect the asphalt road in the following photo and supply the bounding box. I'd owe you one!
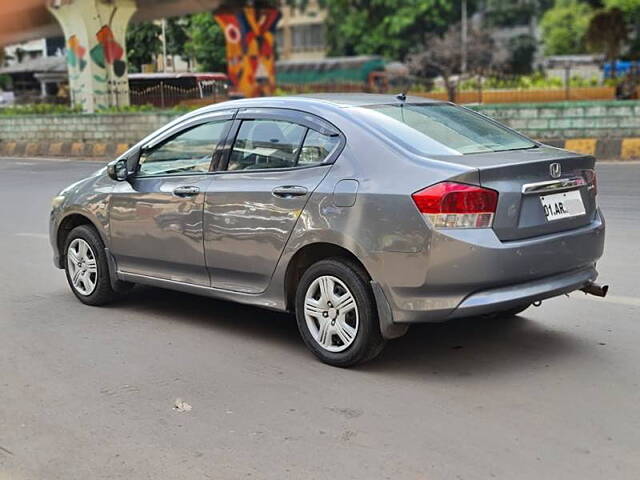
[0,158,638,480]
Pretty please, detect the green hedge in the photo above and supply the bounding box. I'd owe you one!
[0,104,82,115]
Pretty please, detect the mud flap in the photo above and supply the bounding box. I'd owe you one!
[371,281,409,340]
[105,247,130,292]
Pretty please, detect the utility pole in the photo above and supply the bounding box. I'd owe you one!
[461,0,468,74]
[161,18,168,73]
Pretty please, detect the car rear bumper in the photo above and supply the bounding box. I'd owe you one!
[446,265,597,319]
[376,210,605,323]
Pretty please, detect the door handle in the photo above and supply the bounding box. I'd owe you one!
[272,185,308,198]
[173,185,200,197]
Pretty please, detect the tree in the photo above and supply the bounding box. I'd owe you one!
[604,0,640,15]
[408,24,507,101]
[184,13,227,73]
[604,0,640,58]
[484,0,557,26]
[484,0,540,28]
[540,0,594,55]
[165,16,192,70]
[325,0,469,61]
[506,34,537,75]
[586,8,628,77]
[126,21,162,72]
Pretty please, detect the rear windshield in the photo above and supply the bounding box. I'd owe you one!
[363,103,536,155]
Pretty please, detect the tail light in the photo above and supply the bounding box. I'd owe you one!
[412,182,498,229]
[582,169,597,195]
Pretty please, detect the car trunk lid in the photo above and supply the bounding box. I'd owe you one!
[431,146,598,241]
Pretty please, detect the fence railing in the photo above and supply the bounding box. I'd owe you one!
[278,82,618,104]
[417,86,617,104]
[130,81,228,108]
[3,77,628,109]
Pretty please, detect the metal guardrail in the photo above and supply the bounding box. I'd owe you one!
[130,81,228,108]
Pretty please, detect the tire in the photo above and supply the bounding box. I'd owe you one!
[63,225,121,306]
[295,258,386,367]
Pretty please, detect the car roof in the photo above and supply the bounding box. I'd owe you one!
[293,93,444,107]
[193,93,445,116]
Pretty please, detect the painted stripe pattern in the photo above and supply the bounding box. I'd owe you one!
[1,139,640,160]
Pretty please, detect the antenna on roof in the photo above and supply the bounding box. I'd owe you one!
[396,92,407,102]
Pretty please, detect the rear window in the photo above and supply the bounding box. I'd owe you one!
[362,103,536,155]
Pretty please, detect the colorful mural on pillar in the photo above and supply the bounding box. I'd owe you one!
[49,0,134,112]
[91,25,126,77]
[214,7,281,97]
[65,35,88,105]
[89,23,128,108]
[67,35,87,71]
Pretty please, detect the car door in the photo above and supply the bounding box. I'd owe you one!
[109,110,235,285]
[203,108,344,293]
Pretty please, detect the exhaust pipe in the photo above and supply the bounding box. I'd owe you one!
[580,282,609,298]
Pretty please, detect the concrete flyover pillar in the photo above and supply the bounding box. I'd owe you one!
[48,0,136,112]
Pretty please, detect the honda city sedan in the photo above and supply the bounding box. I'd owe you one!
[49,94,606,366]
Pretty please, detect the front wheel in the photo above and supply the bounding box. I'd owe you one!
[295,258,385,367]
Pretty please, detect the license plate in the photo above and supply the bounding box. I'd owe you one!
[540,190,585,221]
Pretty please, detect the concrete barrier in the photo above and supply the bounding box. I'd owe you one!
[2,102,640,160]
[0,141,130,159]
[0,137,637,161]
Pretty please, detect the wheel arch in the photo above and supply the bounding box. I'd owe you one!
[56,212,106,262]
[283,242,371,312]
[282,241,408,340]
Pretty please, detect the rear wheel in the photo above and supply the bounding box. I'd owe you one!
[295,258,385,367]
[64,225,120,306]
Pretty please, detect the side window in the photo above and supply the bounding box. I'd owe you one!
[299,129,340,166]
[137,121,228,176]
[228,119,306,171]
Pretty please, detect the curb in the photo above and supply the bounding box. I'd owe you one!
[0,141,130,160]
[1,138,639,161]
[543,138,640,160]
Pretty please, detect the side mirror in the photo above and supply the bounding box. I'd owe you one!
[107,158,130,181]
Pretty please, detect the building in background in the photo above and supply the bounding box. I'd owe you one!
[276,0,326,61]
[4,37,64,67]
[0,37,67,103]
[0,56,67,99]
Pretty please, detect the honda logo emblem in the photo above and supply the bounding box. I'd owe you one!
[550,163,561,178]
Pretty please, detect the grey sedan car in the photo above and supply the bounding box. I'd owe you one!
[50,94,606,366]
